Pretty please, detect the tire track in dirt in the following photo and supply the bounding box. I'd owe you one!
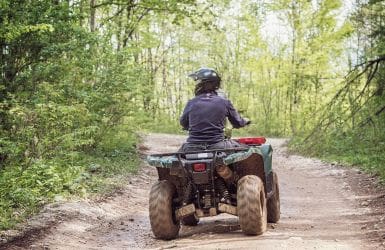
[2,134,384,249]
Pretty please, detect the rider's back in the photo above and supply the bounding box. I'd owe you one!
[183,93,227,143]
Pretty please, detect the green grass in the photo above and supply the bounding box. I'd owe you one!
[0,125,140,230]
[289,129,385,183]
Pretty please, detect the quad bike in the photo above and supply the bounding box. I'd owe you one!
[147,137,280,240]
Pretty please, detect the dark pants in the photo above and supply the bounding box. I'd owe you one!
[179,139,246,152]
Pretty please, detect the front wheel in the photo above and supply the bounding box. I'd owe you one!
[149,180,180,240]
[237,175,267,235]
[267,171,280,223]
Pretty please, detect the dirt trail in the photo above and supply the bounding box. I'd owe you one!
[2,134,385,250]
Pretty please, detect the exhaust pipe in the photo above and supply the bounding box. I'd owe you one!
[216,164,234,184]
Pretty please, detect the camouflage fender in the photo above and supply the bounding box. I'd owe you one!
[146,144,273,175]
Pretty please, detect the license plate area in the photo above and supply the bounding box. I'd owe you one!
[186,159,213,184]
[192,171,209,184]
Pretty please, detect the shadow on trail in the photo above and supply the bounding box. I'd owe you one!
[179,216,241,238]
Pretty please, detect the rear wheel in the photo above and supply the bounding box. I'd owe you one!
[267,171,280,223]
[181,213,199,226]
[149,180,180,240]
[237,175,267,235]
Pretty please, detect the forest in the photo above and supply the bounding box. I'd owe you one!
[0,0,384,230]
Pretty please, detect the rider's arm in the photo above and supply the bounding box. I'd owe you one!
[180,100,192,130]
[226,100,249,128]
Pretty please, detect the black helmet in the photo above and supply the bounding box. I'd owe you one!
[188,67,221,85]
[188,68,221,95]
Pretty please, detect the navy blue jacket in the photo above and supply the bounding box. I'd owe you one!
[180,92,248,143]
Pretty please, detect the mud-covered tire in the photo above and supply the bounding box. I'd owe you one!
[149,180,180,240]
[267,171,280,223]
[237,175,267,235]
[181,214,199,226]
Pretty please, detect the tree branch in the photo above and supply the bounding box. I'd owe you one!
[303,55,385,142]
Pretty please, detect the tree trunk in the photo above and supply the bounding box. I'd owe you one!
[89,0,96,32]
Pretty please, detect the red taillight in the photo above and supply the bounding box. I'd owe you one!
[193,163,206,172]
[237,137,266,145]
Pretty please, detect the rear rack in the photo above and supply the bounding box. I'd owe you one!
[147,143,272,168]
[149,147,249,157]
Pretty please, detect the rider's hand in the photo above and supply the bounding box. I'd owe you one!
[244,118,251,126]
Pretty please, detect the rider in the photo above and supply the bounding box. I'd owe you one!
[179,67,250,152]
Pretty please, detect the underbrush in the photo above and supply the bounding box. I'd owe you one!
[0,127,139,230]
[289,126,385,183]
[141,114,183,134]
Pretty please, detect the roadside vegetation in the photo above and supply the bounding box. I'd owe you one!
[290,126,385,182]
[1,0,384,230]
